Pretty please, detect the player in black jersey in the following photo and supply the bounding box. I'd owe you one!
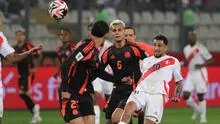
[101,20,148,124]
[54,28,75,123]
[13,29,42,123]
[61,21,130,124]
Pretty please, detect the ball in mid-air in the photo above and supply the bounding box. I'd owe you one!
[48,0,68,20]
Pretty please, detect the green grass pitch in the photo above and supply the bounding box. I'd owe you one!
[3,107,220,124]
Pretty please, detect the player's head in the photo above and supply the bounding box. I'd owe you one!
[15,28,26,43]
[88,23,93,37]
[187,31,197,45]
[0,11,4,27]
[59,28,71,43]
[110,19,125,43]
[153,35,168,58]
[91,20,109,44]
[125,26,136,42]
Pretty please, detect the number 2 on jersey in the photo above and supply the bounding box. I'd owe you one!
[117,60,122,70]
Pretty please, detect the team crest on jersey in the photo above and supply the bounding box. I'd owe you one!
[110,55,115,59]
[124,52,131,58]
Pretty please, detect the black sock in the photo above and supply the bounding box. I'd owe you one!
[138,111,144,124]
[19,94,35,114]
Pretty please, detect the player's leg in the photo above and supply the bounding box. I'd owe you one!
[138,111,144,124]
[196,69,208,123]
[197,93,206,123]
[144,94,165,124]
[92,79,102,124]
[69,117,85,124]
[183,75,200,120]
[0,86,4,124]
[80,93,96,124]
[119,91,145,124]
[112,99,130,124]
[82,115,95,124]
[105,89,120,124]
[18,76,41,123]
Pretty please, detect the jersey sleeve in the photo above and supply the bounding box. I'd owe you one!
[200,45,212,60]
[0,33,15,57]
[101,47,111,68]
[173,58,183,82]
[61,40,94,91]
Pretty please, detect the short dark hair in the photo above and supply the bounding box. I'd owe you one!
[60,28,71,34]
[153,35,168,45]
[91,21,109,38]
[125,26,136,35]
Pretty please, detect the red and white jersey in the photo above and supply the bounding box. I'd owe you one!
[183,43,212,72]
[137,55,183,95]
[98,40,112,59]
[0,32,15,87]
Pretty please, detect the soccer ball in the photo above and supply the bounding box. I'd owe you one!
[48,0,68,20]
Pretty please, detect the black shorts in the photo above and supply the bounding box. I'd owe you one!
[105,88,130,119]
[18,75,34,92]
[65,92,95,121]
[58,86,69,122]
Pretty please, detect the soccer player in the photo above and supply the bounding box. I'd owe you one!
[101,20,147,124]
[54,28,75,124]
[61,21,130,124]
[119,35,183,124]
[0,11,42,124]
[13,29,42,123]
[88,23,113,124]
[124,26,154,56]
[182,31,213,123]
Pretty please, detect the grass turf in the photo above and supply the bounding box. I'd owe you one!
[3,107,220,124]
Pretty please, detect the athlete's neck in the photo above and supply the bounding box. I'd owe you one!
[189,42,196,47]
[114,39,126,48]
[94,38,104,48]
[154,54,166,58]
[17,41,25,47]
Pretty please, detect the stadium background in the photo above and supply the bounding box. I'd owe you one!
[1,0,220,123]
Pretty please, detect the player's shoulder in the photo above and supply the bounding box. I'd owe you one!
[197,43,207,49]
[127,41,139,47]
[165,55,180,64]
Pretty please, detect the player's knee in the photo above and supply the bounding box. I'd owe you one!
[197,94,205,101]
[183,92,190,100]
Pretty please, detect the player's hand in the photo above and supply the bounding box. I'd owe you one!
[61,92,71,101]
[29,44,43,54]
[121,77,132,84]
[53,72,59,79]
[171,96,180,103]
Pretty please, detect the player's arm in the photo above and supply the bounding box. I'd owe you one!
[171,59,183,102]
[171,80,183,102]
[4,43,43,62]
[195,46,214,69]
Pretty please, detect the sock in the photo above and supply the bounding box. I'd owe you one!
[138,111,144,124]
[186,96,200,112]
[94,105,100,124]
[199,100,206,119]
[19,94,35,114]
[118,122,127,124]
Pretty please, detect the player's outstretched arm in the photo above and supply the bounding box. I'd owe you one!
[5,44,43,62]
[171,81,183,102]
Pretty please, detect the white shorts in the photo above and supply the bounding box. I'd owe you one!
[92,78,113,95]
[127,91,167,123]
[0,86,3,118]
[183,69,208,93]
